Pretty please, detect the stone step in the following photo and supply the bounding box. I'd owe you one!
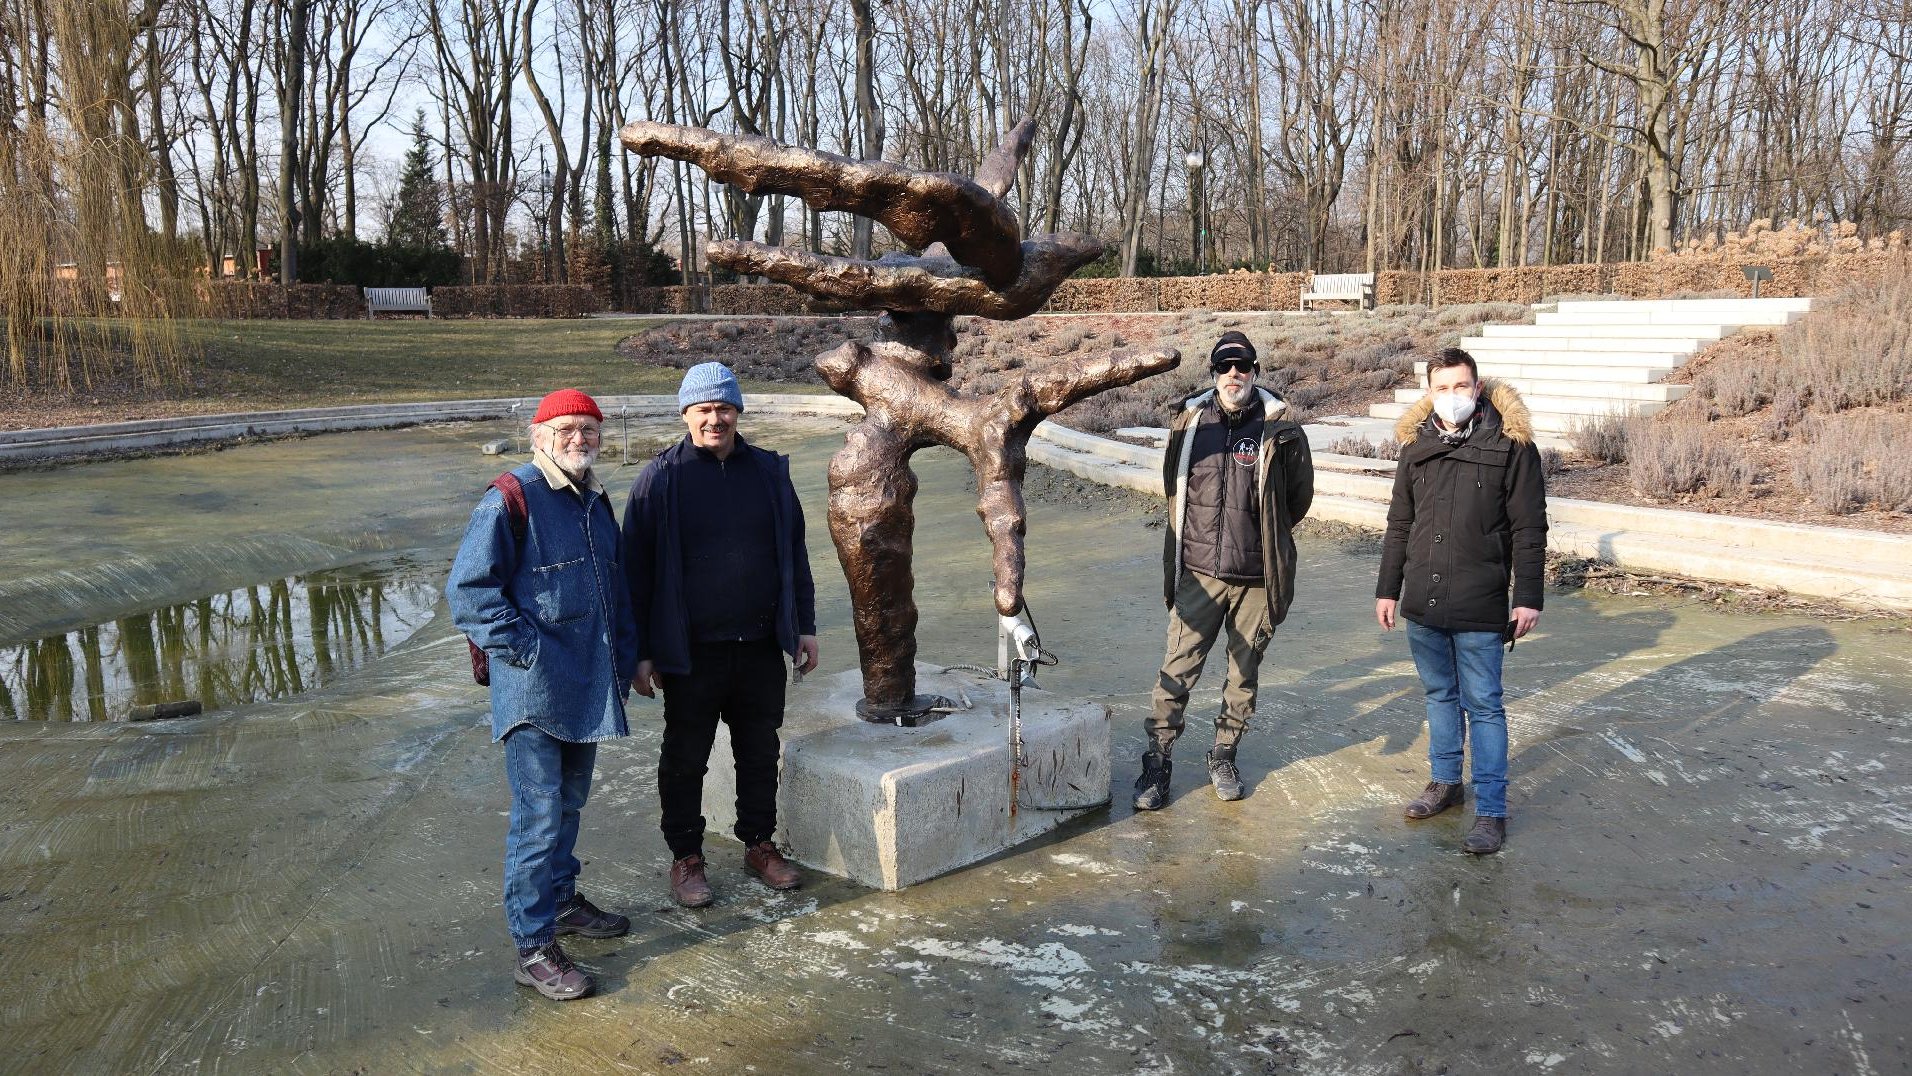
[1391,381,1688,406]
[1446,347,1696,367]
[1461,334,1708,354]
[1416,361,1677,384]
[1481,322,1729,341]
[1552,297,1812,315]
[1536,311,1801,328]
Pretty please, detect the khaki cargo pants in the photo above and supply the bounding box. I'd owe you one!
[1148,569,1272,753]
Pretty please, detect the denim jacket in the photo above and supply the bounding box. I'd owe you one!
[446,454,639,743]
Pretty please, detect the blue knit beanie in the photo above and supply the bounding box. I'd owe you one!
[678,361,745,413]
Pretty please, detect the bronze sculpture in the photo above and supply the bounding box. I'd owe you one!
[621,117,1180,723]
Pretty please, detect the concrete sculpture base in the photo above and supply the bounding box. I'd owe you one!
[703,664,1111,890]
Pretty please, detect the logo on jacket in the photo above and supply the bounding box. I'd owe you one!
[1232,437,1259,468]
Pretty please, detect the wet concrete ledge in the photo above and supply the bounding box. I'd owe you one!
[0,393,861,463]
[1026,422,1912,613]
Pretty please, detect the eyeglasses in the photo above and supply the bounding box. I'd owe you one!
[1210,359,1257,375]
[545,423,601,443]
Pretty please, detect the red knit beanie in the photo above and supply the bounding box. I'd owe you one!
[532,388,603,425]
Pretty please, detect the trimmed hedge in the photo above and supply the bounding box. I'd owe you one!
[198,283,364,319]
[609,251,1899,315]
[430,285,601,318]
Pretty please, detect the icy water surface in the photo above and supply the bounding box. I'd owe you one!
[0,416,1906,1074]
[0,558,439,721]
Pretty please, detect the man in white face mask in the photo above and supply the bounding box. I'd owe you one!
[1374,348,1549,855]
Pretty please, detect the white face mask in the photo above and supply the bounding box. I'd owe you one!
[1432,391,1477,427]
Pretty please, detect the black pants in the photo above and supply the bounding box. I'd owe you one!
[658,638,787,858]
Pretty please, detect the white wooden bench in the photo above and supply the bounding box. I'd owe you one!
[1299,272,1375,311]
[363,286,433,319]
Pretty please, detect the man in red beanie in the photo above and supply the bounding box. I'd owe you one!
[447,387,639,1001]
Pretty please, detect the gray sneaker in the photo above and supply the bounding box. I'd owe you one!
[514,941,595,1000]
[1206,745,1244,801]
[555,893,629,938]
[1132,751,1172,811]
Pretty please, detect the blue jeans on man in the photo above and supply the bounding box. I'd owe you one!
[502,726,597,948]
[1405,622,1508,818]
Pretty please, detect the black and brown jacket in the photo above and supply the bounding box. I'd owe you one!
[1162,386,1315,631]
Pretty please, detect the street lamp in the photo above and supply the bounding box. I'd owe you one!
[1184,151,1204,275]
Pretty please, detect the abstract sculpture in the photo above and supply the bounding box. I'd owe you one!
[621,118,1180,723]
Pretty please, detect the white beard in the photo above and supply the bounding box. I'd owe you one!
[548,444,597,477]
[1219,382,1255,410]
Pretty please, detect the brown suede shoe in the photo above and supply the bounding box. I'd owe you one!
[1404,780,1464,820]
[1463,815,1507,855]
[745,841,802,890]
[669,854,715,908]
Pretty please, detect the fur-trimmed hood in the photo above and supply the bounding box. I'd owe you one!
[1395,378,1533,445]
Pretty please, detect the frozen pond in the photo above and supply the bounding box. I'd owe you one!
[0,417,1906,1074]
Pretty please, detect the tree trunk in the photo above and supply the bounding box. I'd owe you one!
[279,0,309,284]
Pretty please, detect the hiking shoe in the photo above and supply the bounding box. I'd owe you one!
[1463,816,1507,855]
[1132,751,1172,811]
[745,841,803,890]
[514,941,594,1001]
[1404,780,1464,820]
[554,892,629,938]
[670,854,715,908]
[1206,745,1244,801]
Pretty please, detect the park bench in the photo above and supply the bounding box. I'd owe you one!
[363,286,433,319]
[1299,272,1375,311]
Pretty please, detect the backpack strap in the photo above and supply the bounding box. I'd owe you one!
[467,472,530,689]
[490,472,529,542]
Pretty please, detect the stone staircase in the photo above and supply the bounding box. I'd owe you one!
[1368,298,1814,442]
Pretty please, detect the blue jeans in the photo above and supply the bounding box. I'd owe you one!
[1405,621,1509,817]
[503,725,598,948]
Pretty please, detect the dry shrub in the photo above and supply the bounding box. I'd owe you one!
[1434,301,1528,327]
[1540,447,1567,476]
[1286,383,1336,409]
[1763,382,1806,440]
[1627,421,1757,498]
[1791,413,1912,513]
[1777,270,1912,413]
[1325,435,1401,460]
[1699,361,1771,417]
[1570,411,1633,464]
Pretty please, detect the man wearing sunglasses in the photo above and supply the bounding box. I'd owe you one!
[1136,331,1315,811]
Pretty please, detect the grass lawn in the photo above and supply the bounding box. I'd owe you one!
[181,317,828,405]
[2,317,827,430]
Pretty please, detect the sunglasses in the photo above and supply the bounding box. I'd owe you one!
[1210,358,1257,375]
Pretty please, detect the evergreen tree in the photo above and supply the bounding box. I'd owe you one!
[386,110,449,250]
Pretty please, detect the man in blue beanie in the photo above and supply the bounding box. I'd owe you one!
[622,362,819,907]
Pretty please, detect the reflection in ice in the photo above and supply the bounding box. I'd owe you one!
[0,562,438,721]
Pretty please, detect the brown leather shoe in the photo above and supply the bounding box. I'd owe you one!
[1404,780,1464,820]
[669,854,715,908]
[744,841,802,890]
[1463,815,1507,855]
